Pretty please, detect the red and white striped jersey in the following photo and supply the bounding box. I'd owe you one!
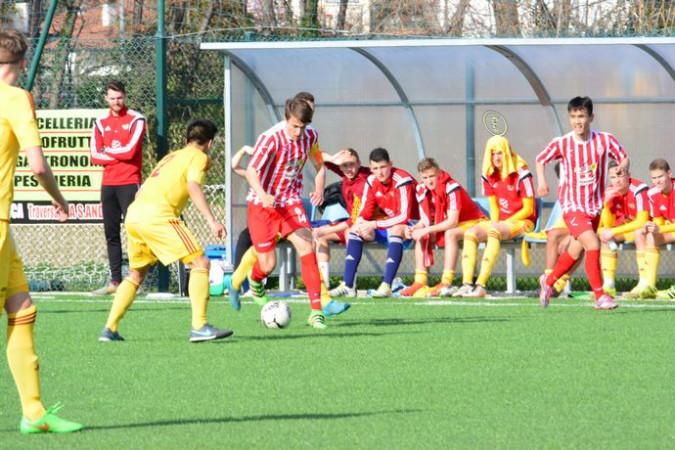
[358,167,416,229]
[536,130,627,216]
[605,178,649,225]
[246,121,319,207]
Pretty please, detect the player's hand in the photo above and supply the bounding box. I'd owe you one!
[241,145,255,155]
[312,227,325,240]
[310,190,323,207]
[208,220,226,239]
[599,229,614,243]
[645,222,659,233]
[52,200,68,222]
[360,220,376,234]
[260,193,275,208]
[537,182,549,197]
[604,187,620,203]
[412,228,428,241]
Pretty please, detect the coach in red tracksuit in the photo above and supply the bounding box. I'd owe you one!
[89,80,145,294]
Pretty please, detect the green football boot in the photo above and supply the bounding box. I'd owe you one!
[20,403,83,434]
[247,272,269,306]
[307,310,327,330]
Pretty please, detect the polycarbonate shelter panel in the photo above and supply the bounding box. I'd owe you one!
[648,44,675,70]
[231,49,400,105]
[366,46,537,102]
[413,105,466,182]
[517,45,675,99]
[311,106,419,176]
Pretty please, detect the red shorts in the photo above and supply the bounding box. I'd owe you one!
[335,228,347,244]
[563,211,601,239]
[248,202,309,253]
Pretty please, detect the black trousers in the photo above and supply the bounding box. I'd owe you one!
[102,184,139,283]
[234,228,252,267]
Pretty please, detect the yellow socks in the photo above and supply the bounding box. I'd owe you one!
[7,305,45,421]
[554,273,570,294]
[636,250,647,287]
[414,270,428,286]
[189,268,210,330]
[462,233,478,285]
[644,248,660,287]
[104,278,139,332]
[320,280,330,307]
[476,229,501,287]
[601,250,618,288]
[441,270,455,285]
[232,247,258,290]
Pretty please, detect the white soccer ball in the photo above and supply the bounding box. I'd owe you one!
[260,301,292,329]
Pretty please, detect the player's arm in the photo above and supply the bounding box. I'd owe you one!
[608,134,630,173]
[313,220,349,238]
[487,196,500,222]
[599,204,616,229]
[608,211,649,237]
[105,118,145,161]
[426,210,461,235]
[245,136,275,208]
[25,147,68,220]
[89,122,117,166]
[535,139,561,197]
[309,148,326,207]
[231,145,253,178]
[375,183,412,229]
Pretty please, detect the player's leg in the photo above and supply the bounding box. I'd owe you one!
[185,254,234,342]
[432,227,464,296]
[640,227,675,298]
[332,224,374,297]
[311,230,351,316]
[246,204,281,306]
[1,228,82,433]
[456,222,488,296]
[551,233,574,295]
[100,221,153,340]
[94,185,123,294]
[287,226,328,328]
[230,228,256,291]
[400,238,428,297]
[600,231,621,297]
[626,227,649,297]
[372,224,407,298]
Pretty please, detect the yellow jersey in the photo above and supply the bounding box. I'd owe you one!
[126,144,209,222]
[0,82,42,220]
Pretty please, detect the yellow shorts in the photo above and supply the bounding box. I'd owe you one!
[125,218,203,269]
[476,219,535,239]
[458,218,487,232]
[0,221,29,310]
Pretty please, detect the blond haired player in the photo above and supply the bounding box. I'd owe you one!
[99,119,233,343]
[0,28,82,434]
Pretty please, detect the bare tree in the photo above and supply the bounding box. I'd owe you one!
[261,0,277,29]
[492,0,521,36]
[448,0,471,36]
[302,0,319,29]
[132,0,144,33]
[336,0,349,31]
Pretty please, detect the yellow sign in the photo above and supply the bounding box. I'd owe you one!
[13,109,106,202]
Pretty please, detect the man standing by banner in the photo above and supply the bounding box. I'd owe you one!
[90,80,145,295]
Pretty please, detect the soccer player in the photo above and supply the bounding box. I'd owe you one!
[330,147,417,298]
[90,80,146,295]
[598,160,649,297]
[455,135,536,298]
[242,97,330,329]
[402,158,486,297]
[536,96,629,309]
[99,119,233,342]
[0,28,82,434]
[627,159,675,299]
[313,148,371,287]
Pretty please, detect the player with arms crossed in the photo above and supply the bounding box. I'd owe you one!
[628,159,675,299]
[598,160,649,297]
[403,158,486,297]
[0,28,82,434]
[99,119,233,342]
[243,97,329,329]
[536,96,629,309]
[330,147,417,298]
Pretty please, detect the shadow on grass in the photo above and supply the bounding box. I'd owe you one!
[336,316,513,328]
[83,408,423,432]
[233,330,420,342]
[39,306,187,315]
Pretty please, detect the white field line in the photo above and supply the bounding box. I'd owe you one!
[30,295,675,309]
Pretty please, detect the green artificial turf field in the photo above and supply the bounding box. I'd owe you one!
[1,294,673,449]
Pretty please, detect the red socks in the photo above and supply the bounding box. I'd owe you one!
[251,261,267,283]
[546,251,578,287]
[300,253,322,311]
[585,249,604,300]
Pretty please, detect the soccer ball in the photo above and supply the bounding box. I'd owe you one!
[260,301,292,329]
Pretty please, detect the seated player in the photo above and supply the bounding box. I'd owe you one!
[628,158,675,299]
[330,147,417,298]
[456,135,537,298]
[313,148,371,289]
[99,119,234,343]
[598,160,649,297]
[225,92,349,318]
[402,158,486,297]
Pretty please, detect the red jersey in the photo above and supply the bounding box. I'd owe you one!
[536,130,627,216]
[648,178,675,222]
[605,178,649,225]
[358,168,416,229]
[482,168,536,222]
[90,107,145,186]
[247,121,319,207]
[325,161,371,226]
